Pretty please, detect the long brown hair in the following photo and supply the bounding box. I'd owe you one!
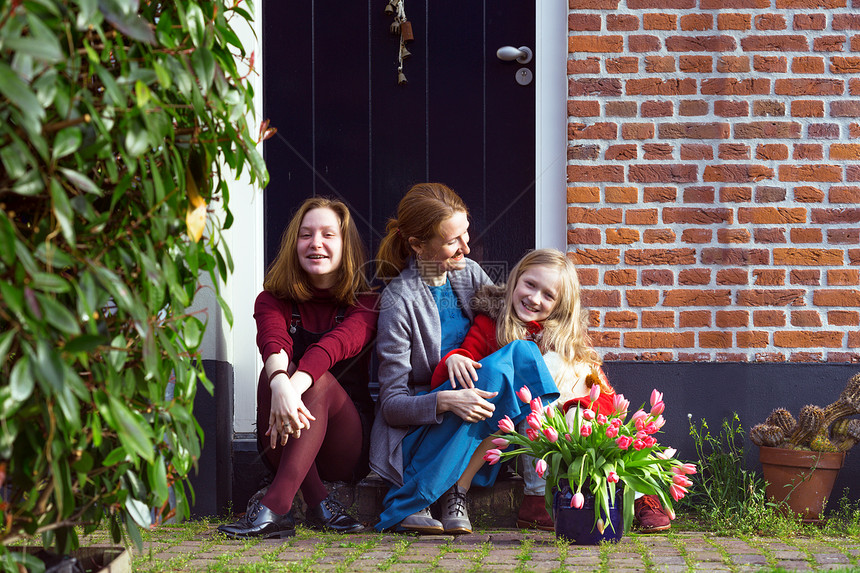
[263,197,370,305]
[375,183,469,281]
[496,249,605,389]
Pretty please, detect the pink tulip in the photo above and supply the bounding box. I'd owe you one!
[635,417,647,432]
[589,383,601,403]
[635,430,648,441]
[564,433,572,441]
[680,463,698,475]
[610,418,622,428]
[607,471,619,483]
[631,409,647,423]
[492,437,510,448]
[582,408,595,422]
[644,436,657,448]
[673,474,693,487]
[570,492,584,509]
[644,422,658,435]
[498,416,515,433]
[670,483,688,501]
[616,435,632,450]
[535,459,548,478]
[483,449,502,465]
[516,385,532,404]
[527,413,542,431]
[530,397,544,414]
[545,405,555,419]
[596,414,607,425]
[580,422,592,437]
[526,428,540,441]
[666,506,676,520]
[650,389,663,407]
[655,447,676,460]
[633,439,646,451]
[612,394,629,414]
[605,425,619,438]
[653,415,666,430]
[543,427,559,443]
[650,401,665,417]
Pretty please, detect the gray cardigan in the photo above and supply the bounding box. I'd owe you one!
[369,257,494,486]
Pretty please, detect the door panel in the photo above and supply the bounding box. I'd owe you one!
[263,1,535,278]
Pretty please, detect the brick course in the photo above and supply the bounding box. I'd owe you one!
[568,1,860,362]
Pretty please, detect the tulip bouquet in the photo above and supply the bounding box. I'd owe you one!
[484,385,696,534]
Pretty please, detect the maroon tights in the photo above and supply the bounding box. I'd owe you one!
[256,370,364,514]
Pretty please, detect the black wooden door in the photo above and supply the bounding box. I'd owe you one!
[263,1,536,279]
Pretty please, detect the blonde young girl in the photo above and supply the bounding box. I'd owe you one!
[429,249,616,530]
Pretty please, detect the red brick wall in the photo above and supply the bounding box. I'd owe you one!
[567,0,860,363]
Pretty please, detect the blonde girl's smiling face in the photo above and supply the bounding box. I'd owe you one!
[296,207,343,289]
[512,265,561,323]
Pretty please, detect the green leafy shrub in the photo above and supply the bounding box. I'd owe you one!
[0,0,267,566]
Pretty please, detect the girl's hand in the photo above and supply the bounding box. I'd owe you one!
[267,375,315,448]
[438,388,497,423]
[445,354,482,389]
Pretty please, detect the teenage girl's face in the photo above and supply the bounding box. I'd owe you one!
[512,265,561,323]
[414,210,470,273]
[297,207,343,289]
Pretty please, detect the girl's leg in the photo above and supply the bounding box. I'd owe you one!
[456,435,496,491]
[258,371,363,514]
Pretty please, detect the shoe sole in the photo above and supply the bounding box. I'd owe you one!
[637,524,671,533]
[220,528,296,540]
[516,519,554,532]
[442,526,472,535]
[401,525,445,535]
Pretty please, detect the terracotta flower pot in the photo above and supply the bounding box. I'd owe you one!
[758,446,846,522]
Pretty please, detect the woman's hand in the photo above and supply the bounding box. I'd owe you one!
[437,388,497,423]
[267,374,316,448]
[445,354,482,389]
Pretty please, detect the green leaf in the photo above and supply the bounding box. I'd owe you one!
[124,121,150,157]
[99,0,156,44]
[52,128,83,161]
[4,36,63,64]
[36,293,81,335]
[0,330,14,364]
[103,447,128,466]
[148,454,169,504]
[0,61,45,126]
[109,396,155,463]
[34,340,66,394]
[13,169,45,196]
[58,167,101,195]
[126,497,152,529]
[191,49,215,95]
[0,137,31,180]
[183,317,203,350]
[50,180,76,245]
[186,3,205,47]
[10,356,34,402]
[31,272,71,293]
[63,334,107,354]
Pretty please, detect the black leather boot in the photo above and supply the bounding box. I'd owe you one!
[218,502,295,539]
[304,496,364,533]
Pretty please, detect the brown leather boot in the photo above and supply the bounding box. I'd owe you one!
[516,495,554,531]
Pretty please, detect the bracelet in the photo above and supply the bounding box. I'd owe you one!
[268,369,290,383]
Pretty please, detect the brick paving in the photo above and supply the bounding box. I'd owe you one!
[126,526,860,572]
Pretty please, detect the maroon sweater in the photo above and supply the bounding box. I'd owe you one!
[254,289,379,381]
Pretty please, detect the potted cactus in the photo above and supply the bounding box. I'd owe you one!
[749,373,860,522]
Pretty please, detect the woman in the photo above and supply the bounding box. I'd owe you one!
[219,197,378,539]
[369,183,558,534]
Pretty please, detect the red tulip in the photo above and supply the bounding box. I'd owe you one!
[571,492,584,509]
[526,428,540,441]
[543,427,559,443]
[605,425,619,438]
[498,416,515,433]
[580,422,592,437]
[483,449,502,465]
[527,413,542,431]
[670,483,688,501]
[596,414,607,425]
[673,474,693,487]
[582,408,595,422]
[650,389,663,407]
[535,459,548,478]
[516,385,532,404]
[607,471,619,483]
[616,435,632,450]
[633,439,646,451]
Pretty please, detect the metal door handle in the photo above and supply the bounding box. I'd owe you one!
[496,46,533,64]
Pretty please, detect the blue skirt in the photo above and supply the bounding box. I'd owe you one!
[375,340,560,531]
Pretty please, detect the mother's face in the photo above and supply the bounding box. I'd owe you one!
[411,210,471,273]
[297,207,343,289]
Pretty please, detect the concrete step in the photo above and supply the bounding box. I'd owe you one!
[295,471,527,529]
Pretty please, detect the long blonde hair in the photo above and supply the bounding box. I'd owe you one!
[375,183,469,281]
[263,197,370,305]
[496,249,606,390]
